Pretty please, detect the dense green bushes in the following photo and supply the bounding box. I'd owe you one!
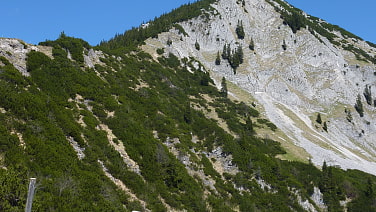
[40,32,90,65]
[1,28,376,211]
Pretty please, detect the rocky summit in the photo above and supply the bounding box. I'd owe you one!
[1,0,376,211]
[141,0,376,175]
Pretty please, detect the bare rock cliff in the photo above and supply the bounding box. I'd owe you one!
[141,0,376,175]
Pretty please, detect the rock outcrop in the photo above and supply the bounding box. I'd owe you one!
[0,38,53,76]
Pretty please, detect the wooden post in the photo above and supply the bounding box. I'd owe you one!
[25,178,36,212]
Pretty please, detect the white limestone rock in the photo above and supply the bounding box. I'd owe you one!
[142,0,376,175]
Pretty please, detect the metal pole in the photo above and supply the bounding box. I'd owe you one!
[25,178,36,212]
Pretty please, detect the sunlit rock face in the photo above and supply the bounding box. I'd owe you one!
[141,0,376,175]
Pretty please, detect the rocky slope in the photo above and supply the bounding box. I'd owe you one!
[141,0,376,175]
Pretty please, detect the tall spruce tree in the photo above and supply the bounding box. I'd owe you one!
[237,45,244,64]
[220,77,228,98]
[236,20,245,39]
[355,94,364,117]
[222,44,229,60]
[230,49,240,70]
[226,44,231,60]
[229,45,244,71]
[364,85,372,106]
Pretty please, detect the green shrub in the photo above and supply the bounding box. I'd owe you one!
[174,24,188,36]
[156,48,165,55]
[0,56,11,66]
[26,51,52,71]
[39,32,90,65]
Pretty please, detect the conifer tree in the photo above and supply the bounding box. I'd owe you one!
[237,45,244,64]
[322,161,328,172]
[220,77,228,98]
[60,31,67,38]
[215,51,221,65]
[364,85,372,106]
[195,40,200,50]
[323,121,328,132]
[236,20,245,39]
[221,44,244,73]
[230,49,240,70]
[355,94,364,117]
[222,44,229,60]
[249,38,255,51]
[316,113,322,124]
[229,46,243,70]
[226,44,231,60]
[282,40,287,51]
[320,161,329,192]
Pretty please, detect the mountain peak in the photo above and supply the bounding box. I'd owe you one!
[138,0,376,175]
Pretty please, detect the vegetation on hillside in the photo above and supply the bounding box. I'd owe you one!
[99,0,217,53]
[221,43,244,73]
[40,32,90,66]
[0,34,375,211]
[236,20,245,39]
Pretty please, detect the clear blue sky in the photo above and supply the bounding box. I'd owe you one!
[1,0,375,46]
[286,0,375,44]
